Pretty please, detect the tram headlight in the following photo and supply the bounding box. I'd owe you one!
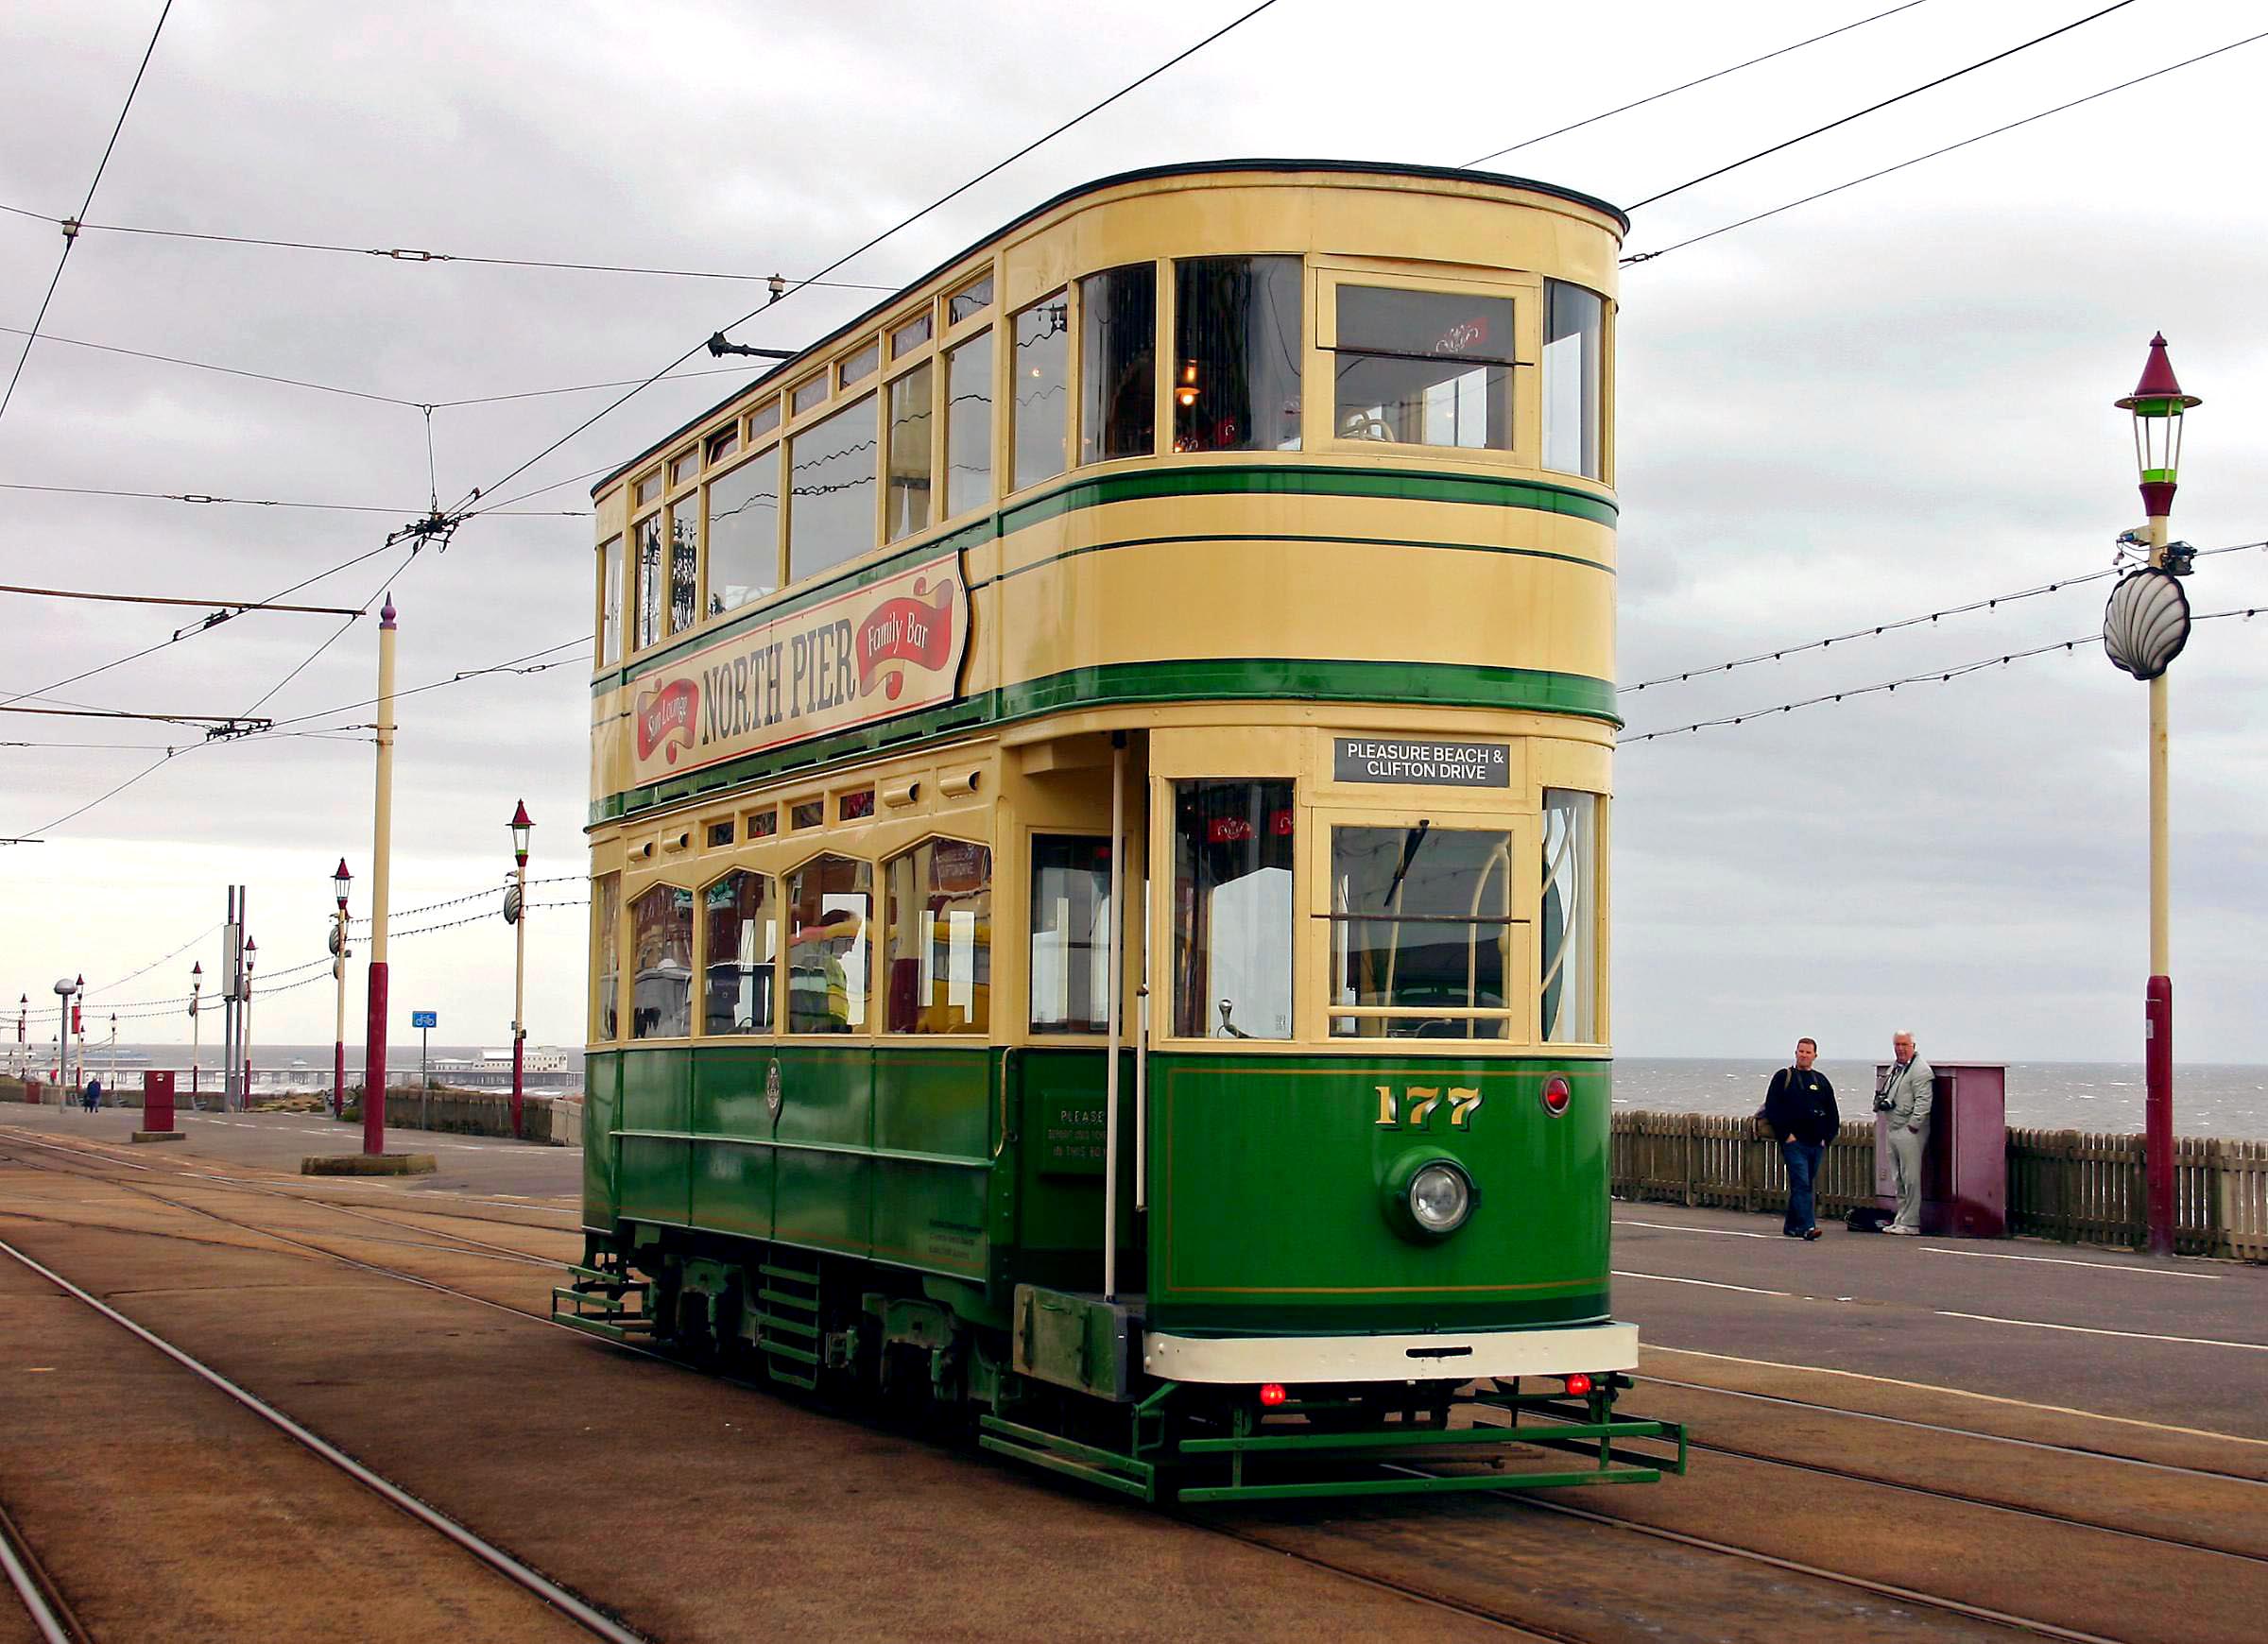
[1382,1153,1477,1242]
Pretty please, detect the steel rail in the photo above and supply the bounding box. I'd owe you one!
[0,1493,81,1644]
[0,1232,647,1644]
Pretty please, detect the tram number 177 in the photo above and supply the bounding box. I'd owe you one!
[1376,1086,1483,1129]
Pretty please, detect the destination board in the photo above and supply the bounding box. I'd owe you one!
[1332,736,1511,788]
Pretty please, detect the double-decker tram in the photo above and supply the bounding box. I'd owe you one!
[559,160,1687,1501]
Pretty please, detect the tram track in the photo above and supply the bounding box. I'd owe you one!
[0,1231,646,1644]
[3,1128,2254,1644]
[0,1491,85,1644]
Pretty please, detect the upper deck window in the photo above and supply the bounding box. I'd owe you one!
[885,362,934,542]
[596,534,623,667]
[634,471,662,507]
[1542,280,1605,480]
[791,374,829,416]
[666,498,698,634]
[1079,264,1156,464]
[945,330,993,517]
[669,450,700,489]
[1173,256,1301,454]
[787,393,876,583]
[1011,293,1068,490]
[705,426,739,466]
[838,342,880,389]
[632,513,664,650]
[706,450,780,615]
[890,313,932,357]
[948,271,993,326]
[748,397,782,439]
[1332,285,1514,451]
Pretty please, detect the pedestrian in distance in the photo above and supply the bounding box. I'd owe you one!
[1763,1038,1838,1240]
[1874,1032,1933,1234]
[83,1074,102,1114]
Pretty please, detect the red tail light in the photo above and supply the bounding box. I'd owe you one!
[1541,1075,1572,1116]
[1259,1382,1288,1407]
[1564,1373,1593,1397]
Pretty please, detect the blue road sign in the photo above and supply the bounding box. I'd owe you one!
[411,1010,438,1029]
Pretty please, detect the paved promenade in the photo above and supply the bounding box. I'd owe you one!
[3,1103,2263,1642]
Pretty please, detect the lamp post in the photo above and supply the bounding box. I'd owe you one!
[332,859,352,1121]
[52,976,75,1101]
[72,974,82,1096]
[364,595,399,1156]
[15,994,24,1078]
[507,800,532,1139]
[108,1012,116,1095]
[242,936,257,1105]
[2106,333,2202,1259]
[189,962,202,1110]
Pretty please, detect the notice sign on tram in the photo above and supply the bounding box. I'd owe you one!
[1333,736,1511,788]
[622,550,968,788]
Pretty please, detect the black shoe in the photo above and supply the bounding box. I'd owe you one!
[1782,1229,1803,1238]
[1803,1227,1821,1241]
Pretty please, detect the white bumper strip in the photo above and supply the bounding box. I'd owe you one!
[1142,1322,1640,1385]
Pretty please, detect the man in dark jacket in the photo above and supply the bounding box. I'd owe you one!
[1762,1038,1838,1240]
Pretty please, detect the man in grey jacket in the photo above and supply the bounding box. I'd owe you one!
[1877,1032,1933,1234]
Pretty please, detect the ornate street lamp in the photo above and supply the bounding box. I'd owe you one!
[2108,332,2202,1259]
[507,800,533,1139]
[332,859,353,1121]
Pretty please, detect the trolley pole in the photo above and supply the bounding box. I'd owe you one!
[363,595,398,1156]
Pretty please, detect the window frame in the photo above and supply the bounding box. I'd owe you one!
[627,880,696,1042]
[783,388,880,587]
[1312,264,1539,467]
[695,865,780,1039]
[781,848,877,1037]
[1025,830,1115,1039]
[883,833,993,1037]
[1538,787,1606,1048]
[701,438,783,619]
[594,533,624,669]
[1005,286,1072,500]
[1160,774,1300,1045]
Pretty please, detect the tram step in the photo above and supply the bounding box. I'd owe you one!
[552,1309,651,1345]
[977,1415,1155,1502]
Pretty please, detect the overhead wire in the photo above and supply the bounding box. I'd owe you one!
[1624,0,2137,212]
[454,0,1286,519]
[0,0,174,434]
[1623,26,2268,264]
[84,922,220,997]
[1623,607,2264,745]
[1461,0,1934,168]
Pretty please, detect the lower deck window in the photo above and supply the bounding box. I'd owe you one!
[630,883,694,1039]
[1540,790,1599,1042]
[592,873,620,1040]
[702,870,776,1035]
[1172,780,1294,1039]
[1329,825,1515,1039]
[1029,834,1112,1034]
[885,839,991,1034]
[786,854,870,1033]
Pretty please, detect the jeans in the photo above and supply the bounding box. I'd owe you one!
[1781,1139,1824,1234]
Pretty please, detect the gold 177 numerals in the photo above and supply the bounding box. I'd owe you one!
[1376,1085,1483,1129]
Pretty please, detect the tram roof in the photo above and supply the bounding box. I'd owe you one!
[591,158,1627,499]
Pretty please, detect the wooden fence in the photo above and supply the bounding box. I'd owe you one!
[1611,1111,2268,1263]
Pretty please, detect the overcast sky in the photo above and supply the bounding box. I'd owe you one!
[2,0,2262,1070]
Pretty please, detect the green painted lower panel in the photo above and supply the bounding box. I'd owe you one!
[1148,1053,1613,1334]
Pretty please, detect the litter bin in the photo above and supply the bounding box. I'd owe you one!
[1874,1061,2006,1237]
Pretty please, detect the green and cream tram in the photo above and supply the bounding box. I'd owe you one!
[561,160,1685,1500]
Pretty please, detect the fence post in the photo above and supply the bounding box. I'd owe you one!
[1682,1112,1696,1207]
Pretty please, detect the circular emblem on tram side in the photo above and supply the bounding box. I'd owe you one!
[765,1058,783,1121]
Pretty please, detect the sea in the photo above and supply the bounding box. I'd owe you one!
[1613,1058,2268,1141]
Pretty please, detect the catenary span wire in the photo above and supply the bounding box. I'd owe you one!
[0,323,419,407]
[1461,0,1934,168]
[1624,0,2137,213]
[349,877,585,929]
[0,1,173,435]
[1623,27,2268,264]
[454,0,1285,519]
[1624,539,2268,693]
[85,922,220,998]
[0,201,894,294]
[1622,607,2263,745]
[0,482,576,516]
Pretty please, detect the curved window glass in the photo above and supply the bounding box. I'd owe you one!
[785,854,870,1033]
[1540,790,1599,1042]
[702,870,776,1035]
[1543,281,1605,479]
[1332,284,1514,450]
[944,330,992,517]
[1172,780,1294,1040]
[705,451,779,615]
[1029,834,1111,1035]
[1173,256,1301,454]
[1011,293,1068,489]
[885,361,934,542]
[629,883,694,1039]
[592,872,620,1041]
[787,395,876,583]
[1079,264,1156,464]
[885,838,991,1034]
[1329,826,1514,1040]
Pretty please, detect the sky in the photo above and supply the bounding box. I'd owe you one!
[1,0,2262,1069]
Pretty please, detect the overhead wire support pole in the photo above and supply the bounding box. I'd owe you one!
[363,596,399,1156]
